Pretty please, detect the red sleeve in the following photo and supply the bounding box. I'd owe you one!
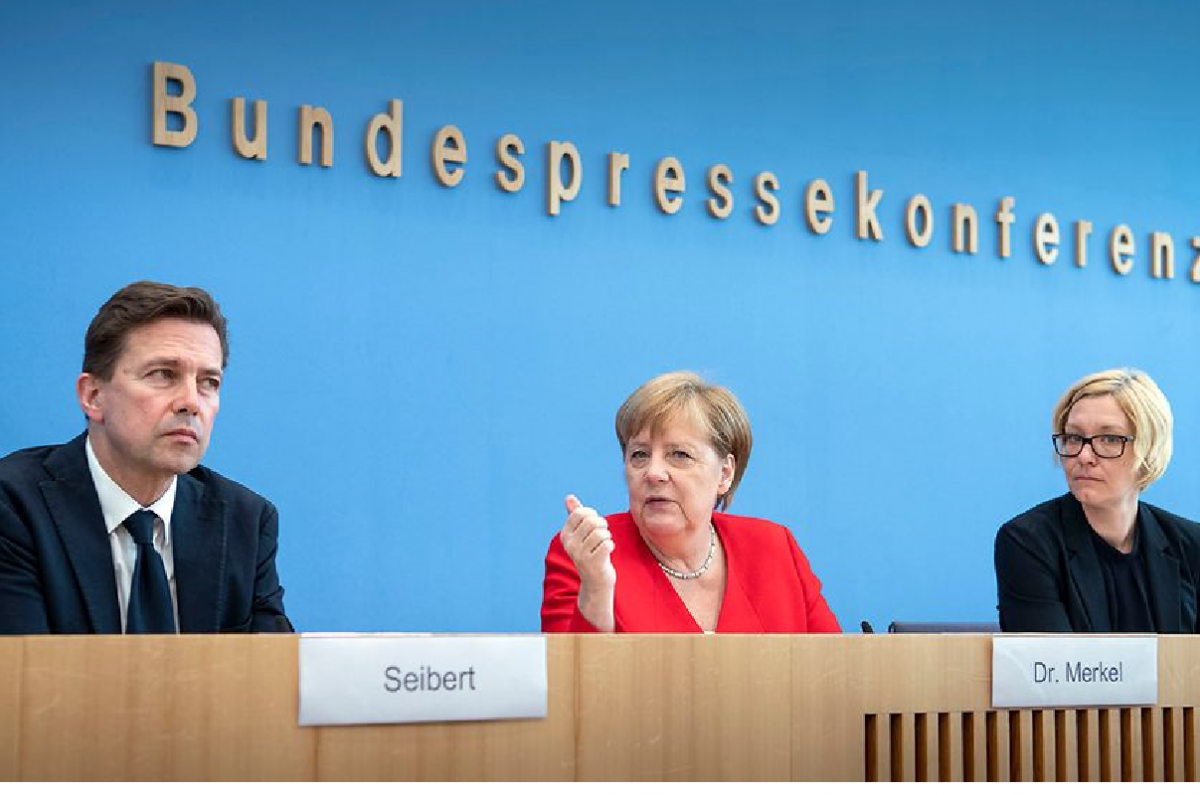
[541,534,599,633]
[787,533,842,633]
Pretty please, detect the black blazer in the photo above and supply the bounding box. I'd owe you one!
[995,493,1200,633]
[0,433,291,634]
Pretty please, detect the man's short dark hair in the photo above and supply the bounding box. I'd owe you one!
[83,281,229,380]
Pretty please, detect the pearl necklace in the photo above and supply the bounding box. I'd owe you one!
[653,524,717,580]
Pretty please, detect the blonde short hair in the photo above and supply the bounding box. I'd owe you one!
[1052,368,1173,490]
[614,372,752,511]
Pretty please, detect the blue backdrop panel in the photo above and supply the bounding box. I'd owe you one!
[1,0,1196,631]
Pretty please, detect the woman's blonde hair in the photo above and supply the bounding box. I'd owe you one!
[1052,368,1173,490]
[615,372,752,511]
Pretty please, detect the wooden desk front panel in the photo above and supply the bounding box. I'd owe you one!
[0,634,1196,781]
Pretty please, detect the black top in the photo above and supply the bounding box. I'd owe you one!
[994,493,1200,633]
[1088,526,1155,633]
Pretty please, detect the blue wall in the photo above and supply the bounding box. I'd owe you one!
[1,0,1197,632]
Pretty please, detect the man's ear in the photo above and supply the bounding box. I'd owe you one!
[76,373,105,423]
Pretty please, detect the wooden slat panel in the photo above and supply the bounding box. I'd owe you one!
[878,713,895,783]
[1032,709,1055,781]
[864,714,880,782]
[1184,707,1196,782]
[963,711,986,782]
[0,639,22,780]
[1163,708,1182,782]
[913,713,931,782]
[1075,710,1090,782]
[901,712,920,782]
[1083,709,1102,782]
[1099,708,1119,782]
[988,711,1010,782]
[938,712,957,782]
[1143,707,1163,782]
[1124,708,1141,781]
[892,713,914,782]
[1011,710,1033,781]
[1055,710,1076,782]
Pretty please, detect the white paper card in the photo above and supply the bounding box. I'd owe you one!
[992,636,1157,708]
[298,634,547,726]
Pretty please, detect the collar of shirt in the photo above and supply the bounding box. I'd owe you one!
[84,435,178,543]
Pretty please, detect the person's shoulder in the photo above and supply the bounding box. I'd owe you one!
[1001,494,1070,531]
[715,512,788,533]
[183,464,275,512]
[713,512,794,547]
[995,494,1074,556]
[0,441,69,486]
[1142,501,1200,543]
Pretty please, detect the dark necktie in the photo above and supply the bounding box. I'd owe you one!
[124,509,176,634]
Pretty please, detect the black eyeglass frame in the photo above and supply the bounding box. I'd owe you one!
[1051,433,1134,459]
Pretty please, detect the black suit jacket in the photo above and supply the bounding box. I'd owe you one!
[0,433,291,634]
[995,492,1200,633]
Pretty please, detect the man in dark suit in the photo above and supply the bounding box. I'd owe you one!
[0,281,291,633]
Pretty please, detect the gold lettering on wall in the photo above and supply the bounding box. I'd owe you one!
[995,197,1015,258]
[654,157,686,215]
[1074,220,1092,267]
[1034,213,1059,265]
[299,105,334,167]
[1150,232,1174,279]
[152,61,198,148]
[754,172,779,226]
[805,179,834,235]
[546,141,581,216]
[952,204,978,254]
[364,100,402,177]
[608,153,630,207]
[905,195,933,247]
[1110,225,1135,275]
[706,164,733,220]
[231,98,267,160]
[495,134,525,192]
[431,124,467,187]
[856,171,883,241]
[143,62,1200,292]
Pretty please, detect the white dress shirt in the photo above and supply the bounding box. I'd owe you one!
[85,436,180,632]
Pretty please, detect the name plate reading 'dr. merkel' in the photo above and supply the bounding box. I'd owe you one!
[299,634,547,726]
[992,635,1157,709]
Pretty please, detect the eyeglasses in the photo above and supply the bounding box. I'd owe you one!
[1052,433,1134,459]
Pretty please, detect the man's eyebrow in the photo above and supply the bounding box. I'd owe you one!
[141,357,183,369]
[141,357,223,375]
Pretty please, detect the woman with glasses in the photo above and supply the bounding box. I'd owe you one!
[994,369,1200,632]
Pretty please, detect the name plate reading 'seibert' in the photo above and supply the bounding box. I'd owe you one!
[298,634,547,726]
[992,636,1157,709]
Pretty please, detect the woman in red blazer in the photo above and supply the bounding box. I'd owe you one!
[541,371,840,634]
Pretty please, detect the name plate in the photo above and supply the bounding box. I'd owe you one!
[992,636,1157,708]
[298,634,547,726]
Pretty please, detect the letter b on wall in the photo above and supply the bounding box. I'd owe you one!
[152,61,198,147]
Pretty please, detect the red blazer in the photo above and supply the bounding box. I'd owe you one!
[541,511,841,633]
